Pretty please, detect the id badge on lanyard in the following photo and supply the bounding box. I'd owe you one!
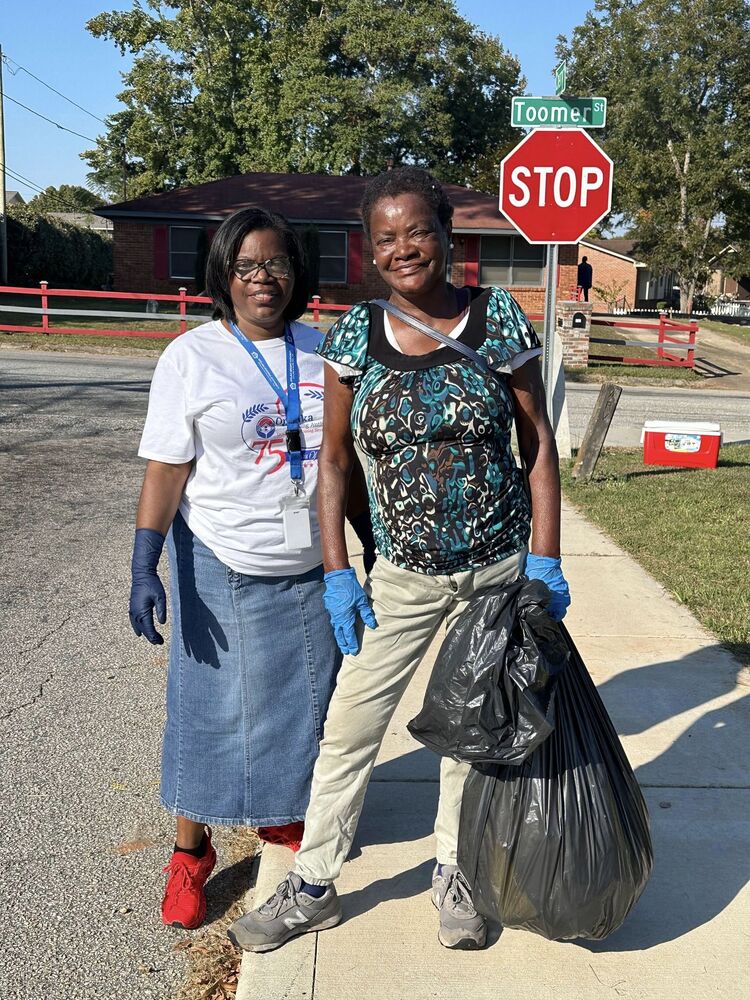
[229,321,313,550]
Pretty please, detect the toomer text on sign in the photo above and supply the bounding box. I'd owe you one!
[511,96,607,129]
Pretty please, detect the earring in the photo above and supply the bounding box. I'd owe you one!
[372,259,376,265]
[449,242,454,249]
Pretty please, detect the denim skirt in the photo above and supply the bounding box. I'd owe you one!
[161,511,341,826]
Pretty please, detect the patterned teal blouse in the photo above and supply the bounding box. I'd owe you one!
[317,286,541,575]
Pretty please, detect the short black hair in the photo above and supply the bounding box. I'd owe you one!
[205,207,309,322]
[360,167,454,236]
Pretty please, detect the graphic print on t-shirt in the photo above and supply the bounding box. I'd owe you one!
[241,382,324,475]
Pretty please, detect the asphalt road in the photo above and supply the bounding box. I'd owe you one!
[1,347,748,999]
[565,380,750,447]
[0,350,244,1000]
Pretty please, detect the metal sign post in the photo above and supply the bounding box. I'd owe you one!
[541,243,559,422]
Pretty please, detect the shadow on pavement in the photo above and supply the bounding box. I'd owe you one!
[1,379,152,393]
[371,747,440,783]
[204,854,258,925]
[351,644,750,949]
[580,645,750,952]
[340,859,434,922]
[596,645,745,737]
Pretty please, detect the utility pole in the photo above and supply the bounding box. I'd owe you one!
[0,44,8,284]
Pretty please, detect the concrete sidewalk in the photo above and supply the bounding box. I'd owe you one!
[236,502,750,1000]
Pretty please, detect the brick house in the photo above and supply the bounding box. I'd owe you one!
[577,238,641,310]
[96,171,579,312]
[580,237,697,310]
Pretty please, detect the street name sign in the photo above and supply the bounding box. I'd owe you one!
[511,96,607,129]
[555,61,567,96]
[499,127,613,244]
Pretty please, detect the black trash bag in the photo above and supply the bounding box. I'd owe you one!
[458,624,653,941]
[408,578,569,765]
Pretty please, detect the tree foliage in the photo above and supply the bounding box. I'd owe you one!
[8,206,113,288]
[27,184,105,214]
[83,0,524,199]
[557,0,750,312]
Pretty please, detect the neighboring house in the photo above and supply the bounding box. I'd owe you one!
[714,274,750,301]
[705,246,750,302]
[96,171,579,311]
[578,238,641,310]
[6,190,26,206]
[48,212,114,234]
[581,238,683,310]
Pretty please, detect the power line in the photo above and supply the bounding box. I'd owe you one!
[4,166,92,213]
[5,94,98,144]
[0,53,108,125]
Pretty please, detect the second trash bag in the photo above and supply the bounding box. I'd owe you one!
[407,578,569,764]
[458,624,654,941]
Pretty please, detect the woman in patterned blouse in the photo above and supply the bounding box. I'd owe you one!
[229,167,570,955]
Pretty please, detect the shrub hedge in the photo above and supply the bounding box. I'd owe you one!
[7,206,113,289]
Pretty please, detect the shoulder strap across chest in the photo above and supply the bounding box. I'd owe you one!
[370,298,490,374]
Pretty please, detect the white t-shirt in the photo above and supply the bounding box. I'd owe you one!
[139,319,325,576]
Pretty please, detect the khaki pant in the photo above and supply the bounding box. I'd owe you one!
[294,548,526,884]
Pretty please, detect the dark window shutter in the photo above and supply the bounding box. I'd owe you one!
[347,231,363,285]
[464,235,480,286]
[154,226,169,280]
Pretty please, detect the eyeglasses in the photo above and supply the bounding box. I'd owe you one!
[232,256,292,281]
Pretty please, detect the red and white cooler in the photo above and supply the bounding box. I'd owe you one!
[641,421,722,469]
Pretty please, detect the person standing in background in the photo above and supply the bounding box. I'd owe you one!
[577,255,593,301]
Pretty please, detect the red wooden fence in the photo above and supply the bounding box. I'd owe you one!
[0,282,697,368]
[0,284,349,339]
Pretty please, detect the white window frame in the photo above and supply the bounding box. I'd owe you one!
[479,235,546,287]
[319,229,348,285]
[169,225,202,280]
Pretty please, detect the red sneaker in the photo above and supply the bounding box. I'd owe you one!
[257,821,305,852]
[161,827,217,929]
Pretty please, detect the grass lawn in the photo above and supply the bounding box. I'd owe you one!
[529,319,701,384]
[565,362,699,384]
[0,329,179,352]
[697,317,750,348]
[561,445,750,664]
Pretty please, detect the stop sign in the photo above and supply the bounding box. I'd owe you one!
[499,128,613,244]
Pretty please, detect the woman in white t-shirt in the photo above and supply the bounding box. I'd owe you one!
[129,208,373,930]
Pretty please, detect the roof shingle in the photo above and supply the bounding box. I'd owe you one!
[97,171,514,232]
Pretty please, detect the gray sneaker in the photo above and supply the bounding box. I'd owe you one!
[431,864,487,950]
[227,872,342,953]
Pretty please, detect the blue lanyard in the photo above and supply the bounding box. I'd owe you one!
[229,321,303,484]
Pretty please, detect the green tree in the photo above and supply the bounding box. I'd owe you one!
[27,184,105,213]
[83,0,524,199]
[557,0,750,313]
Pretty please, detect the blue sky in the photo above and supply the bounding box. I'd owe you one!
[2,0,595,198]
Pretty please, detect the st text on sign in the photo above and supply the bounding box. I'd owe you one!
[511,97,607,129]
[499,127,613,244]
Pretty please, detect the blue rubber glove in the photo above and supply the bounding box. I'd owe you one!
[129,528,167,644]
[323,568,378,656]
[524,553,571,621]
